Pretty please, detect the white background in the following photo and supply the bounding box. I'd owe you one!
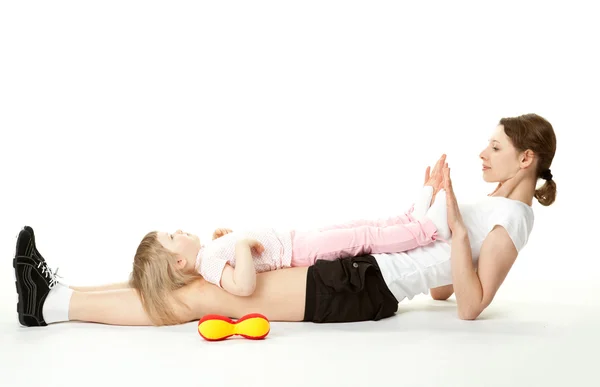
[1,1,599,386]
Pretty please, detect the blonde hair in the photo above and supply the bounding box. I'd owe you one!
[129,231,202,326]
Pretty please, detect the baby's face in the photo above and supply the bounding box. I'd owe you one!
[156,230,201,270]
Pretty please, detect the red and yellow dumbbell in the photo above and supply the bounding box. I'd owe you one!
[198,313,270,341]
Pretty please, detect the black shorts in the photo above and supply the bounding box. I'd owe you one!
[303,255,399,323]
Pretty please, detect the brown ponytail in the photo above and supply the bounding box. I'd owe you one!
[499,113,557,206]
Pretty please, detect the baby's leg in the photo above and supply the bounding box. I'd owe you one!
[317,213,415,232]
[423,189,451,241]
[291,218,439,266]
[317,185,434,231]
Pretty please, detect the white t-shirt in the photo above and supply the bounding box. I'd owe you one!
[373,195,535,302]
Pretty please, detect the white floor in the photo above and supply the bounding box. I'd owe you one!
[1,279,598,387]
[2,1,599,385]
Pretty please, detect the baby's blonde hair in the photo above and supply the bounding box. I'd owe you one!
[129,231,201,326]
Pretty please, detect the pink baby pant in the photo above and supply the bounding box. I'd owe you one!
[290,209,439,267]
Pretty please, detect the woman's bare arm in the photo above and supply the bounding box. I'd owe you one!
[450,226,518,319]
[441,165,518,320]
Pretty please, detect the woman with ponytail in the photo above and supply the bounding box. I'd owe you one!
[14,113,558,326]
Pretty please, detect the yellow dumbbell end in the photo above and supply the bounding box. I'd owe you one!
[198,313,270,341]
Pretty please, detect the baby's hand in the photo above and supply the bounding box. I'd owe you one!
[239,238,265,255]
[212,228,233,240]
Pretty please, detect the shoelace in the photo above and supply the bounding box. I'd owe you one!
[37,262,61,288]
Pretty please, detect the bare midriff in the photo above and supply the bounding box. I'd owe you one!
[196,266,309,322]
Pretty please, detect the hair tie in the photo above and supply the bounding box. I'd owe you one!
[541,169,553,181]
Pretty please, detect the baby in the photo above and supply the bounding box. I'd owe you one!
[129,187,450,322]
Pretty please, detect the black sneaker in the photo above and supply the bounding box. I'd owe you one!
[15,226,46,263]
[14,228,60,327]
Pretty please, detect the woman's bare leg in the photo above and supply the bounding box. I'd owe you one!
[14,226,201,327]
[69,281,132,292]
[68,289,151,325]
[67,281,202,326]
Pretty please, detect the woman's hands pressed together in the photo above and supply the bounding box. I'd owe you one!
[442,165,466,235]
[424,154,447,206]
